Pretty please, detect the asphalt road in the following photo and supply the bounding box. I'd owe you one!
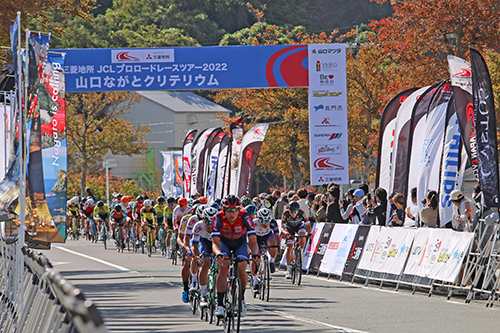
[40,238,500,333]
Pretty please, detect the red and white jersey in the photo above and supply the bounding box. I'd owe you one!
[191,221,212,242]
[173,206,191,223]
[185,215,199,237]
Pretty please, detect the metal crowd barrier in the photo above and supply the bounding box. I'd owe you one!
[0,239,107,333]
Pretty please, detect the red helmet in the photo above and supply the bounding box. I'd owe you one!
[178,197,188,206]
[222,195,240,209]
[199,196,208,204]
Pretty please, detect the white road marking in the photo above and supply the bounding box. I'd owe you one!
[249,303,368,332]
[54,246,130,271]
[51,261,70,266]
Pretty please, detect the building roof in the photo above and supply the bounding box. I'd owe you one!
[138,91,230,113]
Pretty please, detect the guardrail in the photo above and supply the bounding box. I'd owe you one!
[0,239,107,333]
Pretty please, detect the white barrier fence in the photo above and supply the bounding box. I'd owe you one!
[0,239,107,332]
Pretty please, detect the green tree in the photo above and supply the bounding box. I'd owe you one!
[66,92,150,196]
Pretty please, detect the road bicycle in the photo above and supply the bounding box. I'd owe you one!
[170,231,180,265]
[68,215,79,240]
[254,244,278,302]
[89,218,98,243]
[202,254,218,324]
[158,226,167,256]
[144,223,154,257]
[217,253,245,333]
[99,219,108,250]
[114,225,125,253]
[290,235,308,286]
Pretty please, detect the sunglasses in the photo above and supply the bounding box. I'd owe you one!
[260,219,270,224]
[224,208,239,213]
[291,210,298,214]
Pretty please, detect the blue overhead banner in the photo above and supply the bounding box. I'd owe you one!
[59,44,312,92]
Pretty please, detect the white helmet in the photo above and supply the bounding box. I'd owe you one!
[144,199,153,207]
[196,205,207,219]
[202,207,218,225]
[257,207,272,221]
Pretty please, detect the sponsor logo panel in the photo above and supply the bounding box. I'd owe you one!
[111,49,175,63]
[316,144,341,155]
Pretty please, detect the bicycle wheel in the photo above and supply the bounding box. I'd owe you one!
[295,246,302,286]
[264,257,270,301]
[101,224,107,250]
[233,273,242,333]
[260,256,269,301]
[291,246,297,285]
[207,269,216,324]
[147,230,152,257]
[191,293,198,315]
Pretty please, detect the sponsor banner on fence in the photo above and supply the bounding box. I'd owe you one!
[356,225,382,270]
[343,225,371,276]
[309,223,335,272]
[319,224,358,276]
[308,44,348,185]
[303,223,324,270]
[402,228,432,277]
[417,229,473,283]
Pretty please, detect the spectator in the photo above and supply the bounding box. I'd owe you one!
[292,194,300,202]
[348,189,366,225]
[297,188,310,218]
[405,187,420,227]
[287,190,296,200]
[358,183,369,199]
[85,187,94,200]
[306,192,316,219]
[326,185,348,223]
[366,187,387,226]
[252,196,262,209]
[472,184,483,210]
[388,193,405,227]
[420,190,438,228]
[270,190,281,206]
[273,193,286,220]
[361,196,375,225]
[312,194,327,222]
[451,190,474,232]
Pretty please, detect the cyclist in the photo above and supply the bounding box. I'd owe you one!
[81,198,96,240]
[66,197,80,233]
[178,210,194,303]
[110,204,126,249]
[191,206,218,308]
[163,197,176,258]
[240,196,252,208]
[173,198,191,231]
[245,204,258,220]
[154,197,166,245]
[110,193,123,210]
[199,196,208,205]
[281,201,311,279]
[141,199,157,245]
[213,195,260,318]
[250,207,279,291]
[184,204,207,292]
[94,201,111,241]
[133,196,145,247]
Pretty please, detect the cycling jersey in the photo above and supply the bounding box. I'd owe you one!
[67,202,79,213]
[253,218,279,237]
[154,204,165,218]
[140,207,156,221]
[173,206,191,224]
[184,215,199,237]
[282,209,308,227]
[191,221,212,242]
[179,214,192,234]
[134,202,144,220]
[163,205,174,219]
[212,209,256,242]
[111,209,125,220]
[83,203,95,214]
[94,205,110,217]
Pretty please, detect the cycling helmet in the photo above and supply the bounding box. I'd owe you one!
[87,198,95,205]
[210,202,220,211]
[144,199,153,207]
[115,205,122,212]
[157,196,166,204]
[167,197,176,204]
[222,194,240,209]
[257,207,272,221]
[187,198,194,206]
[128,202,135,208]
[203,207,218,225]
[70,196,79,204]
[121,196,131,203]
[116,193,123,199]
[245,204,258,216]
[178,197,188,206]
[289,201,300,212]
[87,196,94,201]
[136,195,145,202]
[97,201,104,208]
[81,198,87,204]
[192,199,201,206]
[196,205,207,219]
[199,196,208,204]
[240,196,252,207]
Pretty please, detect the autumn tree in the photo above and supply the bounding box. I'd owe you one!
[370,0,500,89]
[66,92,150,196]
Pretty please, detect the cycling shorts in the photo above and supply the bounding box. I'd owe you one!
[157,217,164,225]
[197,237,213,257]
[70,210,79,217]
[166,218,173,231]
[112,217,124,226]
[96,214,109,221]
[83,211,93,219]
[219,237,248,261]
[286,223,307,245]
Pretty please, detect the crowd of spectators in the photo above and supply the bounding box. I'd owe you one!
[248,182,483,232]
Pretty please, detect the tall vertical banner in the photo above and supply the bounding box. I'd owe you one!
[448,56,478,181]
[228,129,243,195]
[193,128,216,196]
[216,133,230,200]
[416,82,452,217]
[161,151,174,197]
[470,49,499,209]
[308,44,348,185]
[199,128,221,196]
[206,132,226,202]
[172,150,183,197]
[236,123,269,197]
[376,88,418,190]
[182,129,197,197]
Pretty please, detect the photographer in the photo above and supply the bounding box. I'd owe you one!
[326,185,348,223]
[313,194,327,222]
[420,190,438,228]
[366,187,387,226]
[388,193,405,227]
